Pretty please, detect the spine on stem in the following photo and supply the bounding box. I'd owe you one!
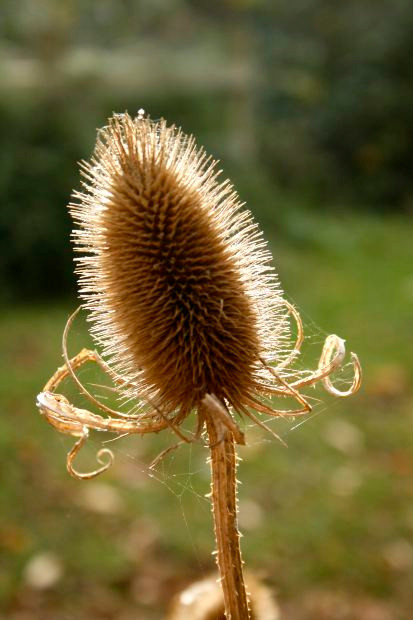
[205,411,251,620]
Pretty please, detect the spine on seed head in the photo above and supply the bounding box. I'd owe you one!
[69,112,289,419]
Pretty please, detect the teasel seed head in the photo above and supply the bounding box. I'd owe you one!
[69,112,289,421]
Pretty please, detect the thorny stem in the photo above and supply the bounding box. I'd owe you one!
[204,406,251,620]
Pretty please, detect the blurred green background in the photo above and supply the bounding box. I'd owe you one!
[1,1,412,619]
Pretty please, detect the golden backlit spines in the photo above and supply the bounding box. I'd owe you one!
[69,113,288,418]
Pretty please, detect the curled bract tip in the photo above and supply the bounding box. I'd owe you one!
[67,430,115,480]
[320,337,362,398]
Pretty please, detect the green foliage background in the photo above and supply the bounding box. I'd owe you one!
[1,0,413,301]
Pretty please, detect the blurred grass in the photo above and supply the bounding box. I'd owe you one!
[1,205,412,619]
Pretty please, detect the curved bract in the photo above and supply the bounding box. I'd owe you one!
[36,301,361,480]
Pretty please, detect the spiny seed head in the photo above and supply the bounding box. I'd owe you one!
[70,112,289,419]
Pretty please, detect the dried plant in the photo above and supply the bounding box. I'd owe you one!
[37,111,361,619]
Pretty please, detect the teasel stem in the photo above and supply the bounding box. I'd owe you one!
[204,403,251,619]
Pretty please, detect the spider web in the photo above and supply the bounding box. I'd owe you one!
[60,292,358,474]
[54,295,358,580]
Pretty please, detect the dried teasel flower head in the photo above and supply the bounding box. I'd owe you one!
[38,111,360,619]
[69,112,291,422]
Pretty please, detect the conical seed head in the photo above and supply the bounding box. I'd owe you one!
[70,113,289,418]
